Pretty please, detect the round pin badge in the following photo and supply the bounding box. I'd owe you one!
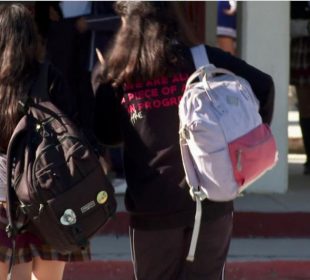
[97,191,108,204]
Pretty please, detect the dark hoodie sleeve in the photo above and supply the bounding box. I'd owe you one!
[93,82,123,146]
[47,63,79,122]
[91,62,123,146]
[206,45,275,125]
[46,63,106,150]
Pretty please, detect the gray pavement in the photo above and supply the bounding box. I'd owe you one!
[90,235,310,262]
[229,238,310,261]
[91,235,130,261]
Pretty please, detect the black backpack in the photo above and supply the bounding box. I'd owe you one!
[6,62,117,253]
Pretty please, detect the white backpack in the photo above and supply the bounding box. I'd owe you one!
[179,45,278,261]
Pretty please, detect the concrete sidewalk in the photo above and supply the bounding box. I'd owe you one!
[87,235,310,262]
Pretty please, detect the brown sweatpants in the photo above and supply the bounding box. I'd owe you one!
[129,212,233,280]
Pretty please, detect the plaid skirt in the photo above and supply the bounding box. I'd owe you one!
[0,204,90,264]
[290,37,310,87]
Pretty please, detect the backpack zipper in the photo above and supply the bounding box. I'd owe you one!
[237,149,242,171]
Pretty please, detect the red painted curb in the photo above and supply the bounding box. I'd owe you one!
[64,261,310,280]
[97,211,310,238]
[226,261,310,280]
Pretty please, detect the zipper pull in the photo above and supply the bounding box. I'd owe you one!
[237,149,242,171]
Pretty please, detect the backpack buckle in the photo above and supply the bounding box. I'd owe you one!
[189,187,205,201]
[18,96,32,114]
[180,126,190,140]
[5,224,18,238]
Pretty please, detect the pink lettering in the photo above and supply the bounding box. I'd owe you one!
[144,101,152,109]
[170,85,177,94]
[153,100,161,108]
[137,103,144,111]
[135,89,158,99]
[172,73,189,83]
[161,86,170,95]
[128,104,136,113]
[128,93,135,101]
[169,97,177,106]
[172,74,181,83]
[162,98,171,107]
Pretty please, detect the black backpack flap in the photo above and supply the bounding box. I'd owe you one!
[31,164,116,253]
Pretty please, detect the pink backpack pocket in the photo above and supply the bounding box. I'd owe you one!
[228,124,278,190]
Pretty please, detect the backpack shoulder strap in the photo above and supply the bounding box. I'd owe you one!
[6,62,50,240]
[190,44,210,69]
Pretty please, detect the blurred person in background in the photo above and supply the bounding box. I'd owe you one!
[217,0,237,55]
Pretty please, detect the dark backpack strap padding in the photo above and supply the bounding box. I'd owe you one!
[5,64,50,237]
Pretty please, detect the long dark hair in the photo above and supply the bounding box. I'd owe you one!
[0,4,39,150]
[103,1,200,87]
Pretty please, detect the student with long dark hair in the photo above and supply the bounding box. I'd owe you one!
[0,4,89,280]
[93,2,275,279]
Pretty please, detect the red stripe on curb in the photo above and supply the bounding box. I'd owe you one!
[96,211,310,237]
[226,261,310,280]
[63,261,310,280]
